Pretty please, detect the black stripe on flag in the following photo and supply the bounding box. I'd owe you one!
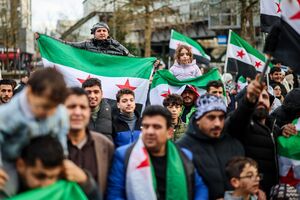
[264,20,300,74]
[226,58,257,80]
[260,14,281,33]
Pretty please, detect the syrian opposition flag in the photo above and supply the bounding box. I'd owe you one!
[278,117,300,191]
[260,0,282,32]
[237,76,248,93]
[264,0,300,74]
[225,30,272,80]
[37,34,155,110]
[169,29,210,65]
[150,68,222,105]
[8,180,87,200]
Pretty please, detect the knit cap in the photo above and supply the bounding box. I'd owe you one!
[194,94,227,120]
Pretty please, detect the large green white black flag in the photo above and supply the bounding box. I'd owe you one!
[37,34,155,108]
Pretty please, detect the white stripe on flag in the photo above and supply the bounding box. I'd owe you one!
[227,44,270,73]
[42,58,150,105]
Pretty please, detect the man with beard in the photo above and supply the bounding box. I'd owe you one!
[0,79,14,104]
[180,85,199,124]
[226,75,281,196]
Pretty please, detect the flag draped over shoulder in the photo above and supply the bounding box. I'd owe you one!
[260,0,281,32]
[169,30,210,65]
[264,0,300,74]
[126,136,188,200]
[225,30,272,79]
[150,68,222,105]
[37,34,156,108]
[7,180,88,200]
[277,117,300,190]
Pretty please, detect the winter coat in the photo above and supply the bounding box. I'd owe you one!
[112,111,142,148]
[106,143,208,200]
[169,60,202,81]
[226,97,281,195]
[271,88,300,128]
[88,100,113,140]
[66,37,131,56]
[177,119,244,200]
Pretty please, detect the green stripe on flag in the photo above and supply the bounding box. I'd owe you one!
[38,34,155,78]
[277,118,300,160]
[151,68,222,89]
[229,31,272,67]
[7,180,87,200]
[171,30,208,57]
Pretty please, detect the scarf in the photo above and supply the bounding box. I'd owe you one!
[126,136,188,200]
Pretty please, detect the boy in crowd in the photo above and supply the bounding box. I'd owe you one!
[112,88,141,147]
[224,157,265,200]
[163,94,187,141]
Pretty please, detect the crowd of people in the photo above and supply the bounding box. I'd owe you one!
[0,22,300,200]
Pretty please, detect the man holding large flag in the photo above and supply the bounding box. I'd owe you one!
[36,33,155,112]
[106,105,208,200]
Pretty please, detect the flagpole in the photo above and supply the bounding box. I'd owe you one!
[259,57,271,83]
[168,56,171,69]
[224,30,232,74]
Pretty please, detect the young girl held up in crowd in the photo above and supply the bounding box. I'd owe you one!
[169,44,202,81]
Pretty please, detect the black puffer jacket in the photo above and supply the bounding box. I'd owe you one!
[226,97,281,195]
[271,88,300,128]
[177,120,244,200]
[67,37,131,56]
[88,100,112,140]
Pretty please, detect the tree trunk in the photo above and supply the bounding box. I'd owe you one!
[144,4,152,57]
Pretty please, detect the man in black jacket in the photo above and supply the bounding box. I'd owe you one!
[35,22,131,56]
[226,75,281,196]
[82,78,112,140]
[177,94,244,199]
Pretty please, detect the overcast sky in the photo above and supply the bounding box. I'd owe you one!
[32,0,83,32]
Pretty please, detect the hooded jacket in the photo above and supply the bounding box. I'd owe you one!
[177,119,244,200]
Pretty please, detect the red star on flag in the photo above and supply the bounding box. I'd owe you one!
[290,1,300,20]
[236,50,245,59]
[276,2,282,13]
[77,75,91,84]
[136,148,150,169]
[280,168,300,186]
[255,61,262,68]
[161,88,171,97]
[116,79,137,90]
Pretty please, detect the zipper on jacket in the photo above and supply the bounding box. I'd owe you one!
[270,119,279,182]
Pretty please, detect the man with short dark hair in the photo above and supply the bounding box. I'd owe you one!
[177,94,244,199]
[0,135,102,199]
[112,88,141,147]
[65,87,114,196]
[0,79,14,104]
[107,105,208,200]
[180,85,199,124]
[269,67,287,96]
[206,80,224,98]
[163,94,187,141]
[82,78,112,140]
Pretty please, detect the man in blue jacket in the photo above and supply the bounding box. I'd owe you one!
[106,105,208,200]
